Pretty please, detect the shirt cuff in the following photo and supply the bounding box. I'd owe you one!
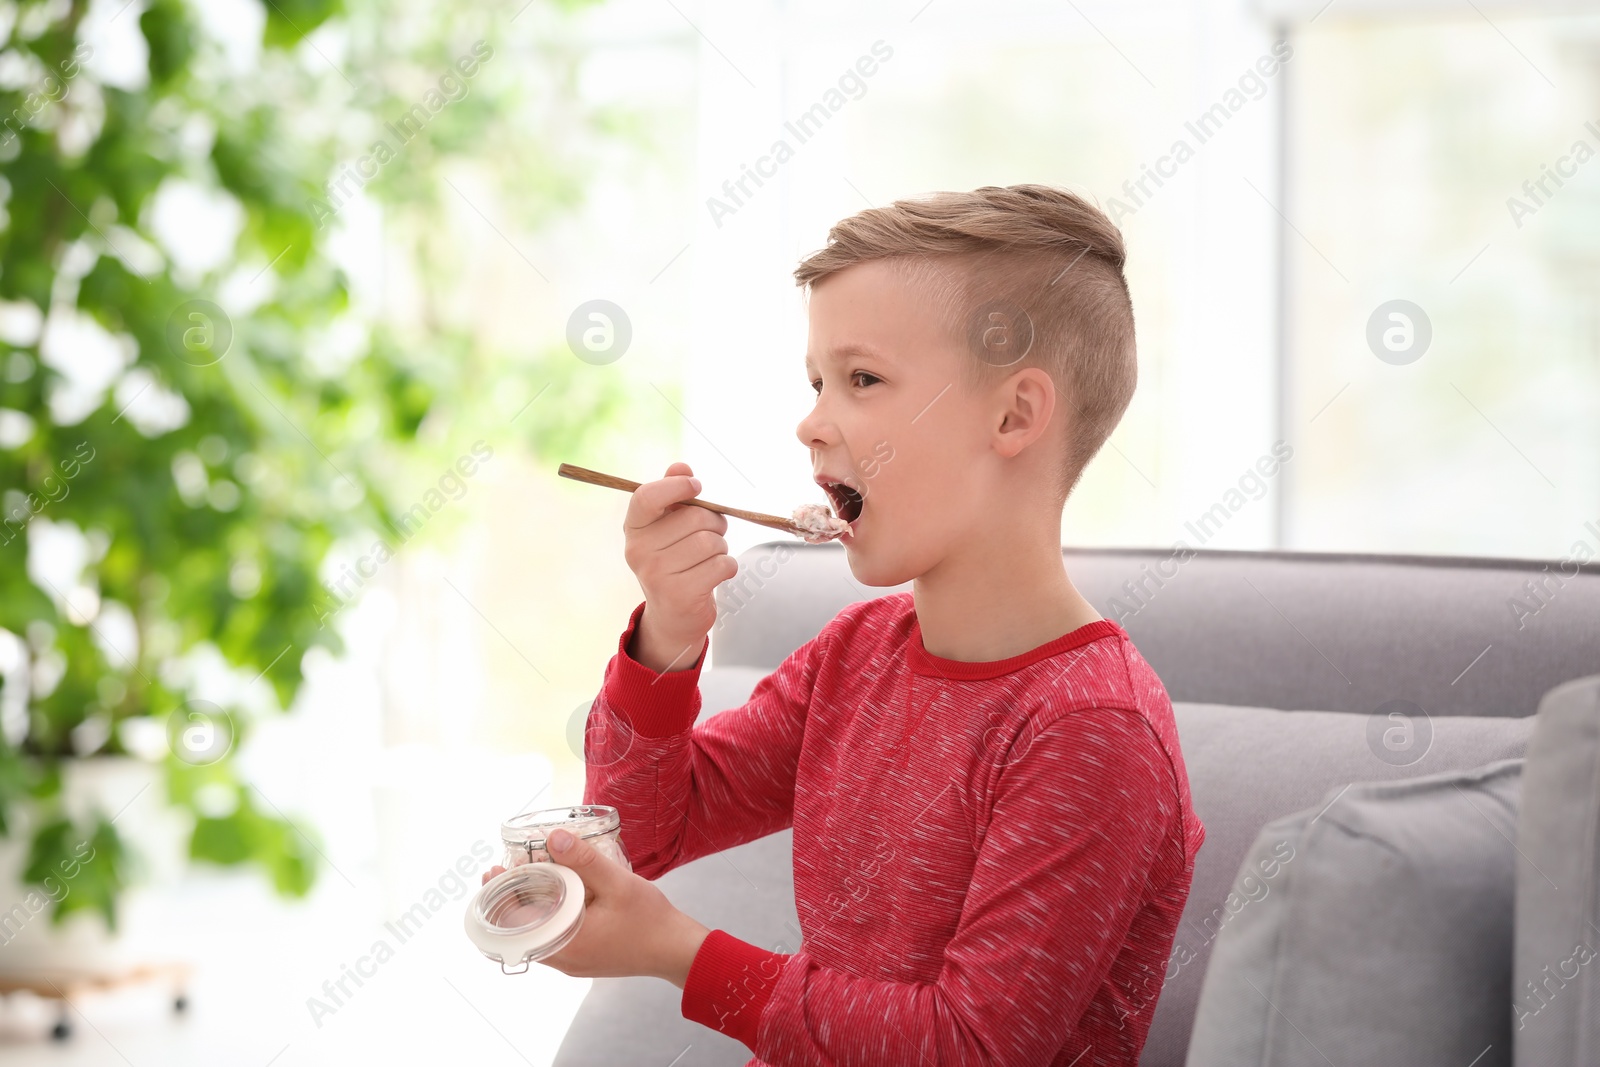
[680,928,788,1052]
[602,600,708,738]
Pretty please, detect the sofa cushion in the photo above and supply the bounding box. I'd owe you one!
[1185,759,1523,1067]
[1142,702,1533,1066]
[1513,674,1600,1064]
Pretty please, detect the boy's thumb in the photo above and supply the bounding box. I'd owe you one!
[547,829,603,874]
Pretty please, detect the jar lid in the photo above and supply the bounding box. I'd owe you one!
[464,863,585,974]
[501,804,620,849]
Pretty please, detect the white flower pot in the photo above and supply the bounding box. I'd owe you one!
[0,756,188,976]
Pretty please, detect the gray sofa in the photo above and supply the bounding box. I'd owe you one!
[554,543,1600,1066]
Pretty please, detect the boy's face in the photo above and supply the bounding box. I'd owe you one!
[797,259,998,586]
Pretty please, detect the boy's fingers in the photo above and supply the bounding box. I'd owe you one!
[626,472,702,530]
[657,527,730,571]
[674,551,739,588]
[648,498,727,545]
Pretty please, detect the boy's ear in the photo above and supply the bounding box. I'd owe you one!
[993,367,1058,458]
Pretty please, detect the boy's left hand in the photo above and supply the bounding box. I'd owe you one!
[480,828,711,989]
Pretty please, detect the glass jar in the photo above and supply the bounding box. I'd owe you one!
[465,804,631,974]
[501,804,631,872]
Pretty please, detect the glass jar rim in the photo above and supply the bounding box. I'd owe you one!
[464,863,585,970]
[501,804,620,847]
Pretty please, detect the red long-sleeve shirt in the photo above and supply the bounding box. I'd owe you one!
[584,592,1205,1066]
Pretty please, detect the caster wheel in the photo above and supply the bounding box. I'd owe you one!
[51,1019,71,1041]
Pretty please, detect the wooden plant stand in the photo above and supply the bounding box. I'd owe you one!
[0,962,192,1040]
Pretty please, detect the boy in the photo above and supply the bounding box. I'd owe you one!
[513,184,1204,1065]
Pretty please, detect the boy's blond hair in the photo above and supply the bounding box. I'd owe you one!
[794,184,1136,501]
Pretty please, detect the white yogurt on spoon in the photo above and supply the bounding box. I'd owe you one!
[791,503,851,543]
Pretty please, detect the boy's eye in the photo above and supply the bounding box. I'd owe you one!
[809,372,881,394]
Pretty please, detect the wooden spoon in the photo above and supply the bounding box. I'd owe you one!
[557,463,826,540]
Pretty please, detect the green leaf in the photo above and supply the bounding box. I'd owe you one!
[140,0,196,87]
[261,0,345,53]
[0,744,32,836]
[24,817,127,931]
[190,798,254,865]
[189,791,318,897]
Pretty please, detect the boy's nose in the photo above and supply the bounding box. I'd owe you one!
[796,404,833,450]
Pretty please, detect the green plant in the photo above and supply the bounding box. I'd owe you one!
[0,0,645,930]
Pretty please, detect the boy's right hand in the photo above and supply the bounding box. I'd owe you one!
[622,462,736,673]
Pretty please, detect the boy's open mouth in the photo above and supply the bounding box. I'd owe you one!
[817,478,865,524]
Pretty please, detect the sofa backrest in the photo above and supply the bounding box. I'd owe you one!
[711,543,1600,718]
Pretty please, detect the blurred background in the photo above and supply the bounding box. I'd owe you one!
[0,0,1595,1061]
